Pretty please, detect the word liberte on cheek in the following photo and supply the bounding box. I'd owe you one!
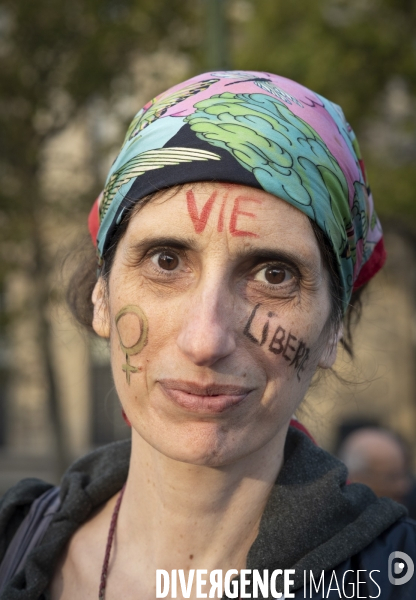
[243,304,310,380]
[186,189,261,237]
[115,305,149,384]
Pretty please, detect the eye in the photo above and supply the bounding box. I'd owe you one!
[152,251,180,271]
[255,265,293,285]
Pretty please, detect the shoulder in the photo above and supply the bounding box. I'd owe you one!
[0,441,130,597]
[331,518,416,599]
[0,478,54,562]
[358,517,416,559]
[299,519,416,599]
[0,438,131,556]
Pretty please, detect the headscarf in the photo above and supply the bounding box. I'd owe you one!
[88,70,386,309]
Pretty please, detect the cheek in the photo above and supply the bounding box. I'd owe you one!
[115,306,148,350]
[242,304,314,383]
[109,299,175,407]
[110,304,150,391]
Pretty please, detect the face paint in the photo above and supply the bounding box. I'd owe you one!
[243,304,310,380]
[115,305,149,384]
[186,189,218,233]
[105,183,336,467]
[229,196,261,237]
[186,189,260,237]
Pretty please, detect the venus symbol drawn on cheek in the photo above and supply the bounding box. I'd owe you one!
[115,305,149,384]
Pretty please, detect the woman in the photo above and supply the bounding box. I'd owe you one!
[0,71,415,600]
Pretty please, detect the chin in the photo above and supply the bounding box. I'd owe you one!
[133,418,254,467]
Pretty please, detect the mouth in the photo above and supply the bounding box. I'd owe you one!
[158,379,253,414]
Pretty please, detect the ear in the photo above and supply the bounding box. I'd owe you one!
[92,277,111,338]
[318,322,343,369]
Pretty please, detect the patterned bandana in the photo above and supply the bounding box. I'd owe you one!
[88,70,386,308]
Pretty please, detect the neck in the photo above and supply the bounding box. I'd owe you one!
[117,425,288,576]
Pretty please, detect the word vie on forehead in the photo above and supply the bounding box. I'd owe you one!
[186,190,261,237]
[244,304,310,380]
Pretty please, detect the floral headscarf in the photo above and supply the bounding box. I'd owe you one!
[88,70,385,309]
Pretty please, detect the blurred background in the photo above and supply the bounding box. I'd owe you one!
[0,0,416,494]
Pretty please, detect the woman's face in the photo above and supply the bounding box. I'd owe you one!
[92,182,339,466]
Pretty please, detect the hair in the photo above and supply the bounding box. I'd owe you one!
[67,188,367,357]
[308,219,367,356]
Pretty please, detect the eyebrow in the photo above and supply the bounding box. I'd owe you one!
[126,235,201,255]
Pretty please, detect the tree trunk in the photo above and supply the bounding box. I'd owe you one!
[31,209,71,477]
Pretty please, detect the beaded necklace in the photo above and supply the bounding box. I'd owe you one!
[97,484,244,600]
[98,484,126,600]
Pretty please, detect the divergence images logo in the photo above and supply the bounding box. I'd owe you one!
[388,552,414,585]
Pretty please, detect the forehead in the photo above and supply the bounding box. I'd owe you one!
[123,182,319,256]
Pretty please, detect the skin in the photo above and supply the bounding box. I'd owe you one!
[50,182,341,600]
[339,428,411,503]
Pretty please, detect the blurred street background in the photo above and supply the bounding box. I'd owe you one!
[0,0,416,494]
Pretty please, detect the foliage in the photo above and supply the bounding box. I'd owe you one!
[0,0,199,259]
[229,0,416,220]
[0,0,199,470]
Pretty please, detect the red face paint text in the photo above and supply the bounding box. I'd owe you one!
[186,189,261,237]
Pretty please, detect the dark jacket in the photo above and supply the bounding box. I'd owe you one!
[0,427,415,599]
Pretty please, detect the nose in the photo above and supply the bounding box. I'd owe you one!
[176,279,237,367]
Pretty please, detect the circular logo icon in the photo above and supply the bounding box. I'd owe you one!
[388,551,414,586]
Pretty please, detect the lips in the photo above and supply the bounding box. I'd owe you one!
[158,379,252,414]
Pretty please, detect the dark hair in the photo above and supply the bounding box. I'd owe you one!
[67,192,366,357]
[67,190,159,334]
[308,219,367,357]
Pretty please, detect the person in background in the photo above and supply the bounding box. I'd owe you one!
[338,426,415,512]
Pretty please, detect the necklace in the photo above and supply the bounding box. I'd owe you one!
[99,484,126,600]
[97,484,242,600]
